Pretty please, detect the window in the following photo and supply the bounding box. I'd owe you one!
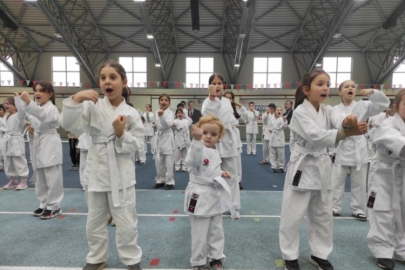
[52,56,80,87]
[0,57,14,86]
[393,59,405,87]
[323,57,352,86]
[119,57,147,87]
[253,57,282,88]
[186,57,213,87]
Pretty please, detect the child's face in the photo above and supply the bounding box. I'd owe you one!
[211,76,224,97]
[276,107,283,116]
[339,80,356,102]
[100,66,127,104]
[249,103,255,110]
[159,96,170,109]
[270,107,275,114]
[34,84,52,106]
[0,109,5,117]
[224,93,233,102]
[176,111,184,119]
[4,101,15,114]
[304,73,330,107]
[201,122,221,148]
[396,95,405,120]
[146,105,151,112]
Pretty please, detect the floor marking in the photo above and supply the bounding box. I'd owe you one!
[173,210,179,214]
[272,185,277,188]
[58,215,66,220]
[275,260,284,267]
[250,211,257,215]
[169,217,176,222]
[68,208,76,213]
[0,267,255,270]
[150,258,160,267]
[0,211,361,220]
[254,218,260,222]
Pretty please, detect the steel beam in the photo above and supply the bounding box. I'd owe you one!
[0,55,26,81]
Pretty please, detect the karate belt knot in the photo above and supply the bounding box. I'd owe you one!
[294,144,329,202]
[189,174,237,219]
[30,129,58,184]
[91,134,123,208]
[376,152,405,236]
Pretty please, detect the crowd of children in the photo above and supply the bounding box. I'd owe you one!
[3,59,404,270]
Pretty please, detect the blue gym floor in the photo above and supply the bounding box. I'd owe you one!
[0,143,387,270]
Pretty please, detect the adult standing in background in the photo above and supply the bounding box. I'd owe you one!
[188,101,202,124]
[283,100,294,125]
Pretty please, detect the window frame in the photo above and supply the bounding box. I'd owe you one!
[323,56,352,87]
[119,57,147,88]
[0,57,15,86]
[52,56,80,87]
[393,59,405,87]
[186,57,214,87]
[253,57,282,88]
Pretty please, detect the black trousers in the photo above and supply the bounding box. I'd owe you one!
[69,138,80,166]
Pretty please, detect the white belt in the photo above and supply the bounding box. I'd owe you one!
[376,152,405,236]
[91,134,123,208]
[189,174,236,219]
[293,144,329,202]
[30,129,58,184]
[335,137,363,176]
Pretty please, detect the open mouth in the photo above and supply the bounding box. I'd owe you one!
[320,93,327,98]
[348,91,353,96]
[106,88,113,93]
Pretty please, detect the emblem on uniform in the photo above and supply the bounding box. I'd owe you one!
[203,159,209,166]
[367,191,376,209]
[188,193,199,213]
[292,170,302,187]
[386,149,393,155]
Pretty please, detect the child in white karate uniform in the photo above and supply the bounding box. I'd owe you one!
[260,104,275,165]
[16,82,64,219]
[173,108,192,171]
[60,61,144,270]
[331,80,390,221]
[2,96,29,191]
[245,102,259,155]
[279,70,368,270]
[143,104,155,154]
[154,94,175,190]
[367,89,405,270]
[0,104,6,170]
[185,115,235,270]
[269,106,288,173]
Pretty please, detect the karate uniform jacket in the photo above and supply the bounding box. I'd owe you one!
[270,116,288,148]
[262,112,273,141]
[155,108,174,155]
[3,101,27,157]
[174,116,192,150]
[143,112,155,137]
[245,110,259,134]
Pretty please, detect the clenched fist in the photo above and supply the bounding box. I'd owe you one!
[112,115,126,138]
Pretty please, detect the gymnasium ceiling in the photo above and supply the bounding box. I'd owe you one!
[0,0,405,84]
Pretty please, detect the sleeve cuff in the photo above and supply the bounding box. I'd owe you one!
[336,129,346,142]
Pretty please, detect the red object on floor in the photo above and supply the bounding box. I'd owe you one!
[170,217,176,221]
[58,215,66,220]
[68,208,76,213]
[150,258,160,266]
[173,210,179,214]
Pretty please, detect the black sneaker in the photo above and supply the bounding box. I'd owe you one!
[333,211,340,217]
[210,259,223,270]
[284,259,300,270]
[33,208,44,217]
[271,168,277,173]
[127,262,142,270]
[352,213,367,221]
[239,182,244,190]
[153,183,165,189]
[40,209,62,220]
[278,168,285,173]
[82,262,107,270]
[376,258,395,269]
[165,184,174,190]
[309,255,333,270]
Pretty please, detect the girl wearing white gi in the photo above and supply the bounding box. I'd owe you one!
[185,115,235,270]
[60,61,144,270]
[270,106,287,173]
[16,82,64,219]
[245,102,259,155]
[331,80,390,221]
[223,91,246,190]
[154,94,175,190]
[143,104,155,155]
[173,108,192,172]
[367,89,405,270]
[2,96,29,191]
[279,70,368,270]
[203,73,241,218]
[260,104,275,165]
[0,104,6,170]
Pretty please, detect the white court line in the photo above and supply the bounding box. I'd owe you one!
[0,211,357,220]
[0,268,191,270]
[21,188,284,192]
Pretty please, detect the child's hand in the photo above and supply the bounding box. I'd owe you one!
[234,101,242,107]
[268,129,273,133]
[20,91,31,104]
[112,115,126,138]
[266,107,271,113]
[27,126,34,134]
[221,171,231,178]
[283,116,287,122]
[73,90,99,103]
[209,85,218,101]
[360,88,374,96]
[192,126,203,141]
[158,109,164,116]
[344,121,368,137]
[173,122,177,127]
[343,114,358,128]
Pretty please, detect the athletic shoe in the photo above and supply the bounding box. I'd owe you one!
[284,259,300,270]
[153,183,165,189]
[210,260,223,270]
[253,153,256,155]
[239,182,244,190]
[40,208,62,219]
[192,266,204,270]
[235,210,241,219]
[3,180,17,189]
[175,168,180,172]
[82,262,107,270]
[333,211,340,217]
[352,213,367,221]
[139,162,145,166]
[165,184,174,190]
[271,168,277,173]
[181,168,187,172]
[127,262,142,270]
[309,255,334,270]
[278,168,285,173]
[259,160,269,164]
[376,258,394,270]
[33,208,44,217]
[16,181,28,190]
